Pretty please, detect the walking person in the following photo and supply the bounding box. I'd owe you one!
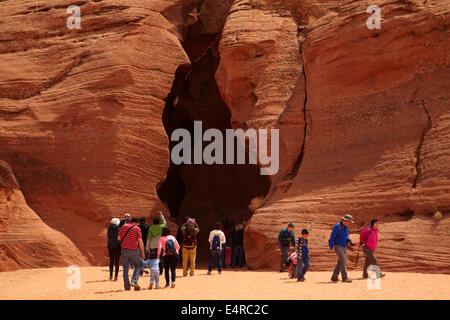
[207,223,226,275]
[297,229,311,282]
[146,211,167,275]
[158,227,180,288]
[181,218,199,277]
[118,217,145,291]
[138,217,150,275]
[278,223,296,272]
[242,220,247,265]
[220,220,230,268]
[107,218,121,281]
[138,217,150,250]
[329,214,355,283]
[231,222,244,268]
[360,219,385,279]
[145,251,161,289]
[177,217,190,266]
[119,213,131,228]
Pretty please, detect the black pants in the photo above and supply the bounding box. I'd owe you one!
[208,249,222,272]
[164,254,178,285]
[108,247,121,278]
[363,246,378,277]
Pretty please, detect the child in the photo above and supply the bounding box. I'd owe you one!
[286,251,298,279]
[144,252,161,289]
[141,259,150,274]
[297,229,311,282]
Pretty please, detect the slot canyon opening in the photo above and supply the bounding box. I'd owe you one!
[157,10,271,262]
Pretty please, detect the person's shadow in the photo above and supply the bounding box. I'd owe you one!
[94,290,124,294]
[85,280,112,284]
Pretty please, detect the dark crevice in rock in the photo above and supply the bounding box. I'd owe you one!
[157,64,191,220]
[382,209,415,223]
[156,1,270,259]
[412,100,432,189]
[287,66,308,182]
[282,23,309,189]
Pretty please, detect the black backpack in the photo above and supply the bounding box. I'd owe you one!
[107,224,120,250]
[184,228,197,247]
[165,238,177,255]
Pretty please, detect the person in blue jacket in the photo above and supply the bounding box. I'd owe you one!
[329,214,355,283]
[278,223,296,272]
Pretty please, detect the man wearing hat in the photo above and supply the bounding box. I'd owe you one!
[329,214,354,283]
[278,223,296,272]
[181,218,200,277]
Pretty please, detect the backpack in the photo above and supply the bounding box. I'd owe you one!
[329,223,343,245]
[361,227,373,246]
[212,234,221,250]
[184,228,197,247]
[165,238,177,255]
[107,225,120,250]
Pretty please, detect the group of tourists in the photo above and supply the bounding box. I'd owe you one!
[280,214,386,282]
[107,211,247,291]
[107,211,384,291]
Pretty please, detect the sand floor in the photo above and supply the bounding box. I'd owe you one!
[0,266,449,300]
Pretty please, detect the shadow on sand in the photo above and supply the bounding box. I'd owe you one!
[85,280,112,284]
[94,290,124,294]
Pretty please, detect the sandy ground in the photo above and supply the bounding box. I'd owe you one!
[0,266,449,300]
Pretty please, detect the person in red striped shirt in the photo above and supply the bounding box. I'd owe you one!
[118,217,145,291]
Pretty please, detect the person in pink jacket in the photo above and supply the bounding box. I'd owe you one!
[158,227,180,288]
[359,219,385,279]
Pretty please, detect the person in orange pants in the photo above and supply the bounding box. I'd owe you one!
[181,218,199,277]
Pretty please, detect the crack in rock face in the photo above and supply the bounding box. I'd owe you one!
[412,100,433,189]
[157,1,271,261]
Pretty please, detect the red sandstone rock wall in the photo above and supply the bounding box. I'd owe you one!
[0,0,186,268]
[0,0,449,273]
[0,161,88,271]
[219,0,450,272]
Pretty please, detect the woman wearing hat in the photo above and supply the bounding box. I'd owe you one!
[329,214,354,283]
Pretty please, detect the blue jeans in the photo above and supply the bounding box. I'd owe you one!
[297,255,310,279]
[150,270,160,288]
[121,248,141,290]
[208,249,222,272]
[232,245,244,267]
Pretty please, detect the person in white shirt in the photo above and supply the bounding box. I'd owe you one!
[207,222,226,275]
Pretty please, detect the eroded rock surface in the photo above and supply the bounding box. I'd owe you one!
[0,161,88,271]
[0,0,449,273]
[225,0,450,272]
[0,0,189,266]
